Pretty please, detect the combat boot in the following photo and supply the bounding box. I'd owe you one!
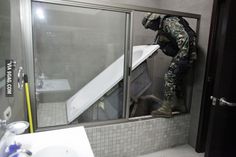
[151,100,172,118]
[171,95,187,113]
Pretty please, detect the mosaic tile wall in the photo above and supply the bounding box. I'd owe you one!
[37,102,67,127]
[85,114,190,157]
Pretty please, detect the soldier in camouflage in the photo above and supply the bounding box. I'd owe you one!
[142,13,197,117]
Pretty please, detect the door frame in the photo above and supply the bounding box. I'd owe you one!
[196,0,231,153]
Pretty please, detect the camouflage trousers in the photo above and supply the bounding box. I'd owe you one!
[164,56,191,101]
[163,33,197,102]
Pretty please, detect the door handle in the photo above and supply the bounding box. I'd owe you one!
[210,96,236,107]
[219,97,236,107]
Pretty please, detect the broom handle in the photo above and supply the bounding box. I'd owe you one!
[24,75,34,133]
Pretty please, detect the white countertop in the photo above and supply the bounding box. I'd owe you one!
[14,126,94,157]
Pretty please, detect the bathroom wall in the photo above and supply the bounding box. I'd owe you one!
[0,0,11,138]
[0,0,11,118]
[0,0,25,138]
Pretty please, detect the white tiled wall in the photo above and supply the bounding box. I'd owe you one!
[37,102,67,127]
[86,114,190,157]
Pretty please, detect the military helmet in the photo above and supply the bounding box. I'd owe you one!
[142,13,161,31]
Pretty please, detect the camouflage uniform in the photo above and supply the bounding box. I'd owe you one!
[161,16,197,102]
[142,14,197,117]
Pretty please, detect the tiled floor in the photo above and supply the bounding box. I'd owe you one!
[139,145,204,157]
[37,102,67,127]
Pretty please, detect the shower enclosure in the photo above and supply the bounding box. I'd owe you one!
[19,0,134,128]
[30,2,132,127]
[19,0,201,130]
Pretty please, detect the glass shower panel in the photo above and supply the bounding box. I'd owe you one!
[32,2,127,128]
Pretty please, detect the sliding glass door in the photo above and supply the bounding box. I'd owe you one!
[31,1,131,128]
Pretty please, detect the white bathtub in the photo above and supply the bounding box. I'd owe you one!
[66,45,159,123]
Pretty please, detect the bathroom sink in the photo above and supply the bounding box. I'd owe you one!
[13,126,94,157]
[33,146,78,157]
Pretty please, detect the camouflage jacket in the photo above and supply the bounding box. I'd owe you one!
[159,16,197,63]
